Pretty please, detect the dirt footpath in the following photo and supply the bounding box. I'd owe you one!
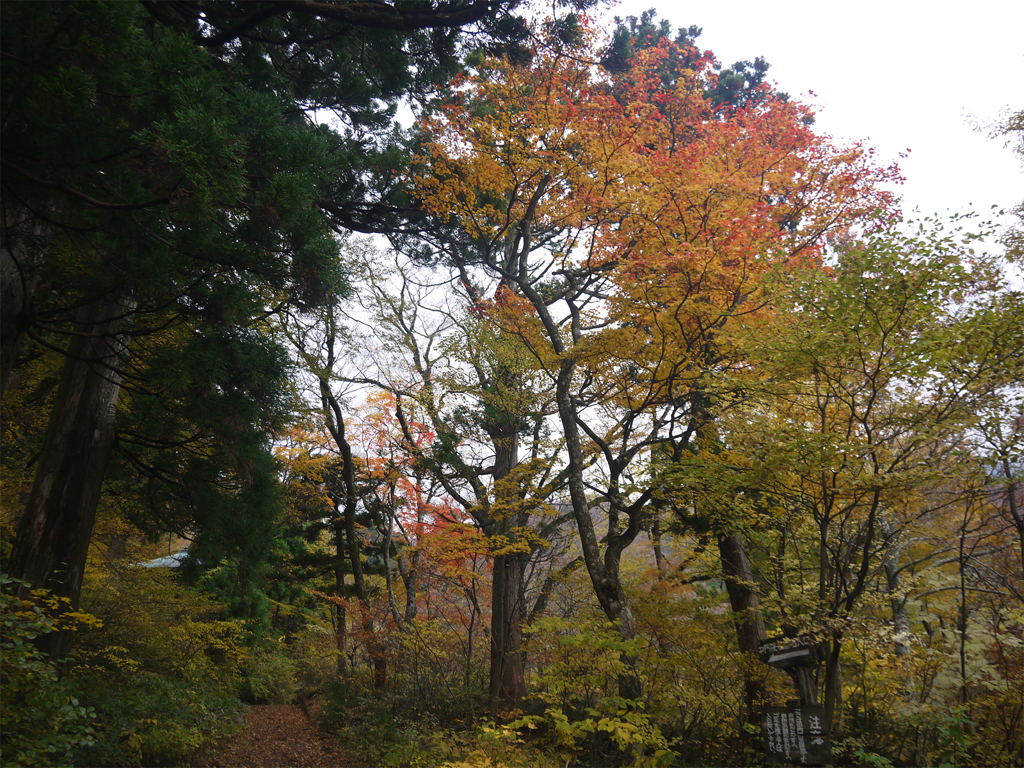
[197,703,366,767]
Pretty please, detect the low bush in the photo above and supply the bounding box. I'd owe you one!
[74,669,242,767]
[242,643,298,704]
[69,566,246,766]
[0,576,98,767]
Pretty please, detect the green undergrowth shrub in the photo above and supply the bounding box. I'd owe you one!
[291,620,339,694]
[316,612,496,762]
[514,580,752,768]
[69,566,246,766]
[74,669,243,767]
[241,641,299,704]
[320,674,552,767]
[835,610,1024,767]
[626,580,750,764]
[0,575,99,767]
[317,616,679,768]
[513,616,672,768]
[316,588,754,767]
[388,615,491,720]
[321,675,431,765]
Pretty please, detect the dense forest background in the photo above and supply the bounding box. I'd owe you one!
[2,2,1021,766]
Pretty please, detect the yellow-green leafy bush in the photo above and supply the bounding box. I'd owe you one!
[0,576,98,766]
[69,566,245,766]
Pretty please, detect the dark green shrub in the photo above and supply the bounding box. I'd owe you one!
[74,670,242,767]
[0,575,98,767]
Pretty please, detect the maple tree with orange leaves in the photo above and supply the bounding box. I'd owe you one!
[412,19,902,702]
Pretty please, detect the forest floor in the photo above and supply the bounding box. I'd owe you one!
[195,701,369,768]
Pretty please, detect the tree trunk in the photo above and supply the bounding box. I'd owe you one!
[465,590,477,690]
[555,362,625,625]
[489,552,507,710]
[7,293,133,660]
[488,434,525,711]
[884,556,911,658]
[503,554,525,700]
[398,547,421,623]
[718,531,769,722]
[0,199,47,395]
[999,453,1023,588]
[334,522,349,677]
[553,359,642,701]
[343,493,385,689]
[651,515,667,574]
[319,327,389,689]
[823,636,844,737]
[880,515,911,657]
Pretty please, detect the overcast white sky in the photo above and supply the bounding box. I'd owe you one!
[602,0,1023,223]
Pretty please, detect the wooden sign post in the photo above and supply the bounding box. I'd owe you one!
[757,636,819,707]
[758,636,829,764]
[762,705,831,765]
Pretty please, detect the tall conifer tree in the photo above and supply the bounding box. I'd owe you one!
[1,0,559,652]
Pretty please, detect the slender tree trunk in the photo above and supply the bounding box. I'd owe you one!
[342,492,386,689]
[999,453,1023,587]
[528,556,582,624]
[555,362,629,627]
[718,531,768,721]
[958,516,970,704]
[333,521,349,677]
[382,494,406,628]
[336,602,349,677]
[823,636,844,737]
[465,590,477,690]
[399,491,426,624]
[0,200,47,395]
[884,558,911,658]
[320,325,388,689]
[878,514,912,657]
[651,515,667,574]
[398,548,420,623]
[7,293,133,660]
[553,360,642,701]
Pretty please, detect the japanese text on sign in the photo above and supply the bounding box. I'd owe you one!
[763,705,830,765]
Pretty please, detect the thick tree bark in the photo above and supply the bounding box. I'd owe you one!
[718,531,769,721]
[7,292,133,660]
[488,552,525,706]
[489,552,506,707]
[489,435,525,711]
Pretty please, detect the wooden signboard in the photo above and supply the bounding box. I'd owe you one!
[757,636,818,668]
[762,705,830,765]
